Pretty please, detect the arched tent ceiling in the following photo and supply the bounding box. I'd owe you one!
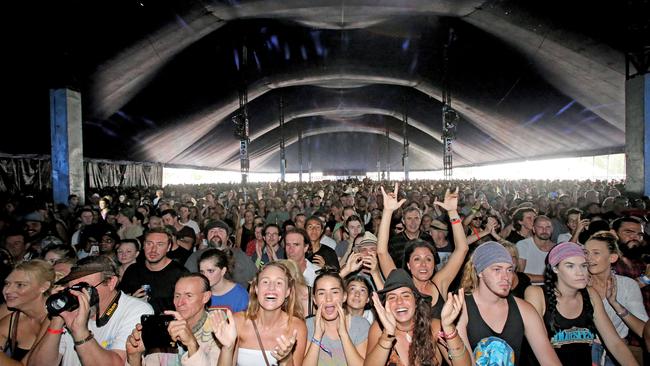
[3,0,634,174]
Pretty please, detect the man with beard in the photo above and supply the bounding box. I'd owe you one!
[612,217,650,314]
[516,215,555,284]
[183,219,256,289]
[457,242,561,365]
[119,228,188,313]
[387,206,439,269]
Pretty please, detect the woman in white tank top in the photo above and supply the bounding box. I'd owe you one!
[210,262,307,366]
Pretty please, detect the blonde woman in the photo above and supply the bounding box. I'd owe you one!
[214,262,307,366]
[0,260,55,365]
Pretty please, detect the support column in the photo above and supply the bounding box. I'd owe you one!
[50,88,84,205]
[298,129,303,183]
[626,74,650,195]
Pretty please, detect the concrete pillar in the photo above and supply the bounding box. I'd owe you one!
[626,74,650,195]
[50,88,85,205]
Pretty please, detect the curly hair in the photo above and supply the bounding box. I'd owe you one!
[409,295,439,366]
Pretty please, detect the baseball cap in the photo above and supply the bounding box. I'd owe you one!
[56,256,118,284]
[353,232,378,248]
[24,211,44,222]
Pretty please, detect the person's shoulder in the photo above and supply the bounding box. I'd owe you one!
[118,292,154,316]
[615,274,639,288]
[350,315,371,329]
[290,315,307,330]
[232,283,249,295]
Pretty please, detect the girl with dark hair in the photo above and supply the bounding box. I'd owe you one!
[199,248,249,313]
[345,275,375,324]
[304,270,370,366]
[377,183,468,318]
[525,242,638,365]
[365,269,469,366]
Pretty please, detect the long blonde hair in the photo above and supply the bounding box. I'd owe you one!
[460,255,479,293]
[245,262,304,323]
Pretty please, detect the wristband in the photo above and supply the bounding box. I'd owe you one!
[450,219,462,225]
[47,327,64,335]
[73,331,94,346]
[438,328,458,340]
[616,307,630,318]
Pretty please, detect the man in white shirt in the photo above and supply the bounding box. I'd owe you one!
[516,215,555,284]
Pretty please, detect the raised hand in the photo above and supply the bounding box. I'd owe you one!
[362,254,379,274]
[380,183,406,212]
[335,303,350,335]
[312,254,326,268]
[372,292,396,335]
[313,305,325,339]
[606,275,619,306]
[61,288,91,339]
[433,187,459,212]
[126,323,146,356]
[209,309,238,349]
[343,252,364,274]
[271,329,298,363]
[440,288,465,329]
[165,310,199,353]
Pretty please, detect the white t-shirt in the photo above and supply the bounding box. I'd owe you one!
[59,292,154,366]
[183,220,201,235]
[303,260,319,287]
[603,275,649,338]
[320,235,337,250]
[516,237,551,276]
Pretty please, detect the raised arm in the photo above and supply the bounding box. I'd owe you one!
[606,275,648,337]
[588,288,639,365]
[432,188,469,295]
[377,183,406,278]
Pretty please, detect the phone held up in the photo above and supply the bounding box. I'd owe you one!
[141,314,177,351]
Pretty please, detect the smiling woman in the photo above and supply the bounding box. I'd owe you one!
[0,260,55,365]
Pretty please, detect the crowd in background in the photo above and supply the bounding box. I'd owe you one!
[0,178,649,365]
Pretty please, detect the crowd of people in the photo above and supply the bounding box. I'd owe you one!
[0,177,649,365]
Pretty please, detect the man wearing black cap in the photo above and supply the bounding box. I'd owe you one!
[28,256,153,366]
[183,219,256,289]
[119,228,188,314]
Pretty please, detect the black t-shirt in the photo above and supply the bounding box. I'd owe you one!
[506,230,525,244]
[119,259,188,314]
[388,231,440,269]
[167,246,192,265]
[307,244,340,270]
[240,226,255,251]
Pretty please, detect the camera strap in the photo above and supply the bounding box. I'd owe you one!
[96,291,121,328]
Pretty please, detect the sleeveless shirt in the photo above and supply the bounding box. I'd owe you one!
[466,294,524,364]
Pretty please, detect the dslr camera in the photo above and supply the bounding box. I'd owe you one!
[46,282,99,317]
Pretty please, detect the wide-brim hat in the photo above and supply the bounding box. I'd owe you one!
[376,269,430,302]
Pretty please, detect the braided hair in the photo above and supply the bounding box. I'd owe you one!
[543,262,596,335]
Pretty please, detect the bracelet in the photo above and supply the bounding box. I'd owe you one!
[47,327,64,335]
[616,307,630,318]
[437,328,458,340]
[377,341,393,350]
[73,331,94,346]
[449,215,461,221]
[450,219,462,225]
[448,345,467,360]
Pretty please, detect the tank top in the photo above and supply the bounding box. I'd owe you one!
[466,294,524,364]
[3,312,29,361]
[542,287,596,364]
[430,282,444,318]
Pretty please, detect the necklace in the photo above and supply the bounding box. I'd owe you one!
[396,325,415,343]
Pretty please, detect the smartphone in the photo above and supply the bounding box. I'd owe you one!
[89,245,100,256]
[141,314,176,350]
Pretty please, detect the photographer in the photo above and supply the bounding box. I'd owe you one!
[125,273,220,366]
[27,256,153,366]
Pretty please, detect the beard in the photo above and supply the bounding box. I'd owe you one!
[619,241,646,258]
[208,237,227,250]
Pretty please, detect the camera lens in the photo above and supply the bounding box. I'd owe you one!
[46,291,80,316]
